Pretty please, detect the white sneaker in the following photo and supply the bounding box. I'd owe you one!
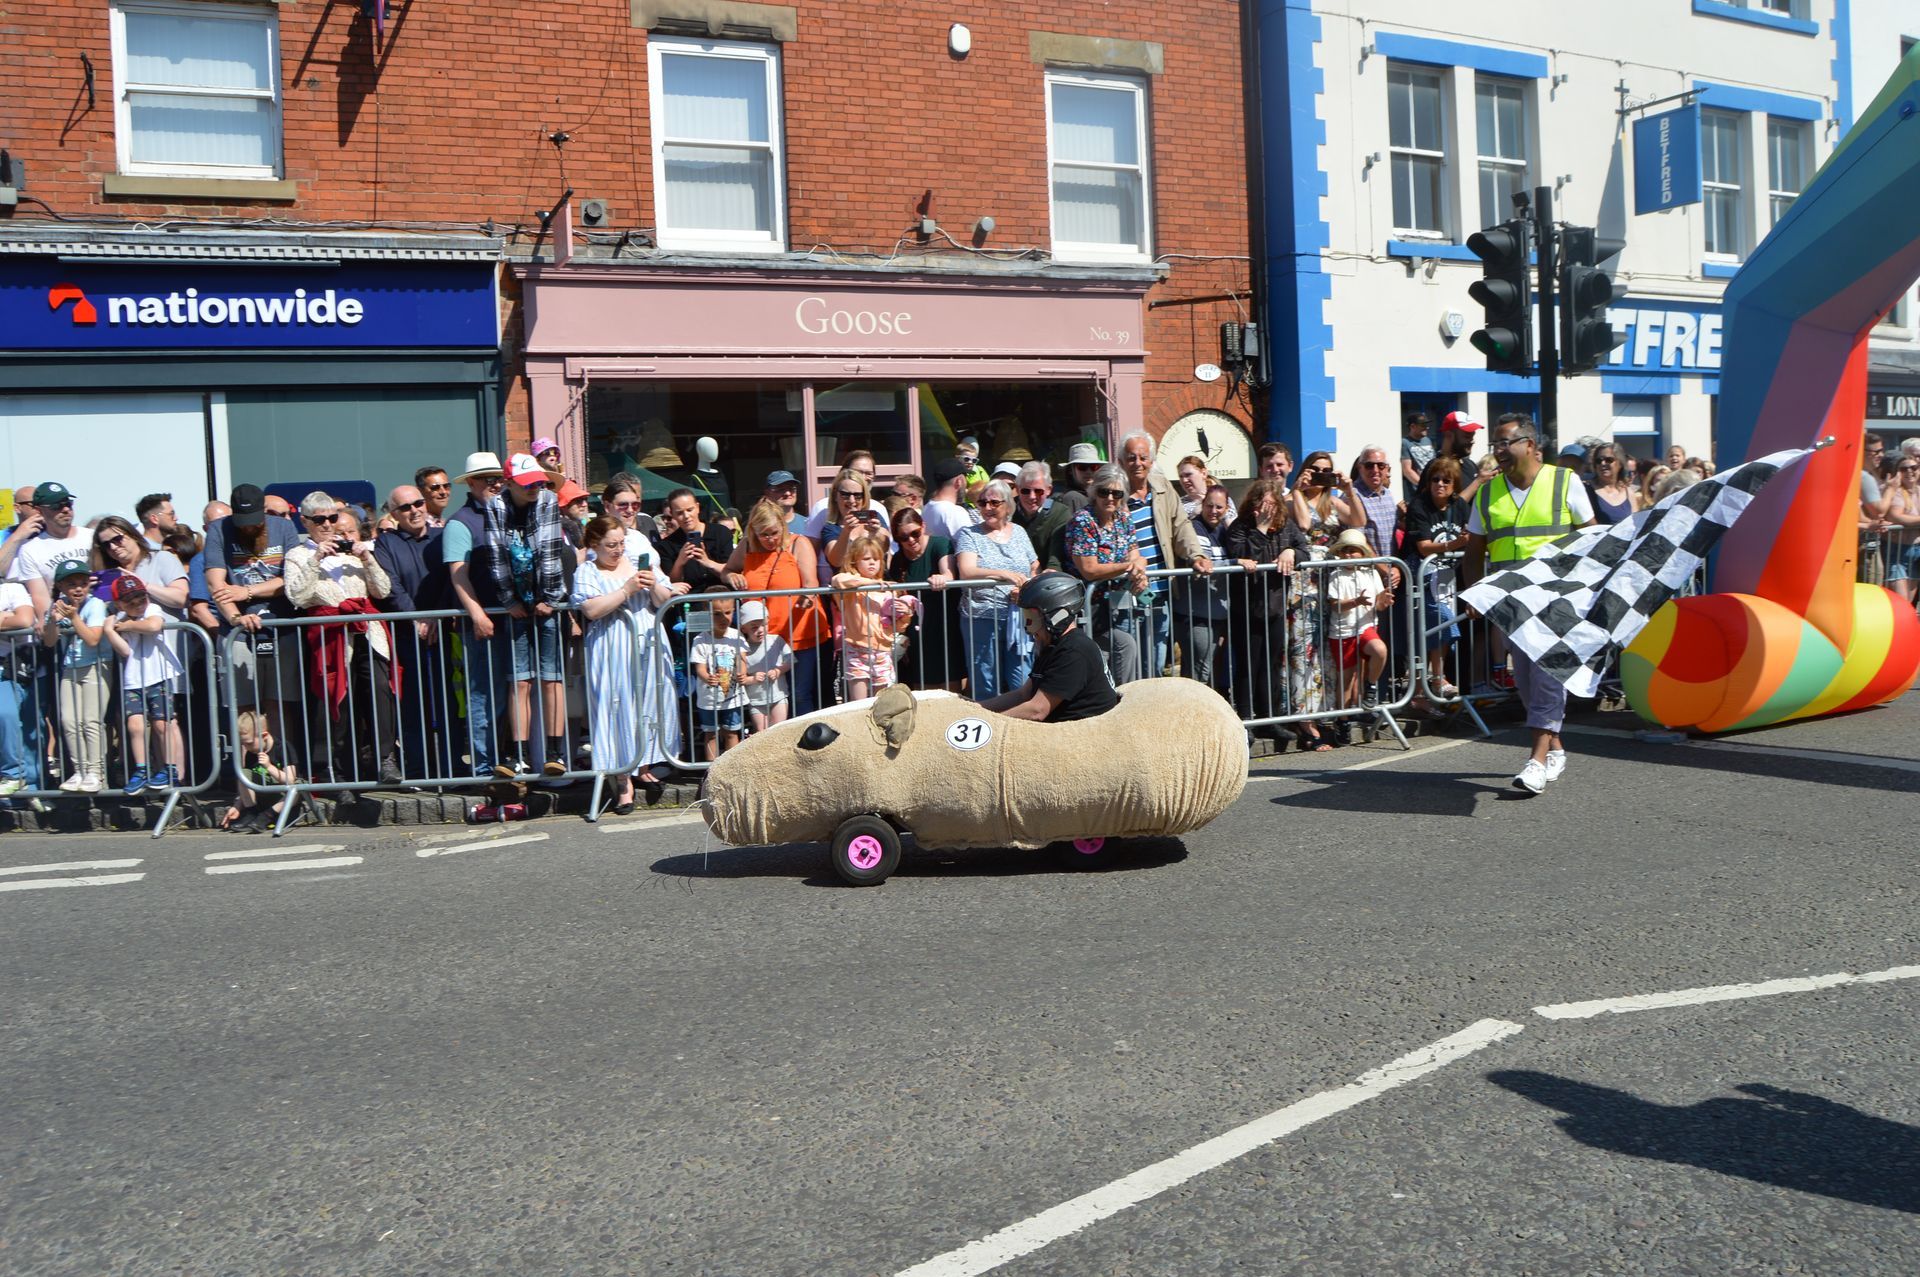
[59,772,85,792]
[1511,759,1547,795]
[1543,750,1567,783]
[78,772,104,794]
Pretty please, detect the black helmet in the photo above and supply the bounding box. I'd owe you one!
[1018,570,1085,639]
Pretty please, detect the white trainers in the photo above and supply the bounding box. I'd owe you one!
[1543,750,1567,783]
[58,772,85,792]
[78,772,104,794]
[1512,759,1548,795]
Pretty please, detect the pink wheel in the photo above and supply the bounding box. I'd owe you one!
[1072,837,1106,855]
[847,835,886,871]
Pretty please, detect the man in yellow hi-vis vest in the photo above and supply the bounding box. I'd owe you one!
[1462,415,1596,795]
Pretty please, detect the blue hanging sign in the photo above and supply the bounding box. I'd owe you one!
[0,257,499,351]
[1633,105,1704,215]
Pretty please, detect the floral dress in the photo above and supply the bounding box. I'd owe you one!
[1288,501,1344,716]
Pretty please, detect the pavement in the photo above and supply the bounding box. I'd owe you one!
[1,690,1916,1275]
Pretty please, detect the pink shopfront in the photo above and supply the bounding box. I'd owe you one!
[515,264,1151,510]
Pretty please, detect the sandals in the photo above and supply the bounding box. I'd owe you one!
[1295,728,1334,754]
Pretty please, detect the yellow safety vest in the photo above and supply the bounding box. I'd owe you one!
[1478,465,1577,565]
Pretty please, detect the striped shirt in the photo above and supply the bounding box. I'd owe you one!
[1126,494,1163,594]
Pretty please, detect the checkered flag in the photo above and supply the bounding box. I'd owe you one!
[1459,448,1809,697]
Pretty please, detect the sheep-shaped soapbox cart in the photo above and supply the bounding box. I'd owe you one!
[700,679,1249,885]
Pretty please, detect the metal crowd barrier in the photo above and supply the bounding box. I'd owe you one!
[223,604,645,835]
[1862,527,1918,604]
[0,619,221,837]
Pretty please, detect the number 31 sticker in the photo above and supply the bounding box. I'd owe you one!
[944,718,992,751]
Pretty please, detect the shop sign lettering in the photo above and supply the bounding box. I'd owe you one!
[794,296,914,337]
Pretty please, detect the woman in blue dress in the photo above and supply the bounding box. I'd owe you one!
[570,515,681,812]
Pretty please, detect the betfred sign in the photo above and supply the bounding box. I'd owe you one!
[4,258,497,350]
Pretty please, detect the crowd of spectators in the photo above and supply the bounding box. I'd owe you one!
[6,419,1916,814]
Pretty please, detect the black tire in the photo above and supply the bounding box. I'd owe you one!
[1052,836,1120,869]
[830,815,902,886]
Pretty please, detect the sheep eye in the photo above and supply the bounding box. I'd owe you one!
[798,722,839,751]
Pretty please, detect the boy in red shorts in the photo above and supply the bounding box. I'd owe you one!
[1327,529,1395,710]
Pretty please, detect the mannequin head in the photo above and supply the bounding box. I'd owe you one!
[695,436,720,471]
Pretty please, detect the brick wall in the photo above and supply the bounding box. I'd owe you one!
[6,0,1253,443]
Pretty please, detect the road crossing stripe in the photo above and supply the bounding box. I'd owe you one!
[0,859,143,876]
[416,833,549,857]
[1533,963,1920,1019]
[205,856,364,875]
[0,873,147,893]
[204,844,347,861]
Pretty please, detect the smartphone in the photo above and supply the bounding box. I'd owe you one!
[634,551,652,571]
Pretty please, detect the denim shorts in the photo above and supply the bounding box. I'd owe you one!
[126,682,173,723]
[1886,545,1919,583]
[698,704,744,735]
[510,613,565,682]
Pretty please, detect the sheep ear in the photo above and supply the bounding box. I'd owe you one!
[871,683,916,749]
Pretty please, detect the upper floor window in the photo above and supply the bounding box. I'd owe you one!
[110,1,281,180]
[647,37,786,253]
[1752,0,1797,14]
[1475,75,1529,230]
[1045,71,1153,264]
[1702,109,1745,258]
[1767,118,1809,227]
[1387,64,1447,236]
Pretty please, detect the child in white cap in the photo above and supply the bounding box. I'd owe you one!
[736,599,792,734]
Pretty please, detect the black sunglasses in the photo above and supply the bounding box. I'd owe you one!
[308,512,343,524]
[423,482,451,491]
[1094,487,1125,499]
[392,499,427,513]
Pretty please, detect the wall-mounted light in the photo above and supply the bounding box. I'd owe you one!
[1363,151,1382,174]
[949,24,971,57]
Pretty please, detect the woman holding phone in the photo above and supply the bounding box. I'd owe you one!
[571,515,678,809]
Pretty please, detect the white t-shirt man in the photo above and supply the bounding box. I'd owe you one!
[921,498,977,544]
[1465,467,1596,537]
[6,529,93,596]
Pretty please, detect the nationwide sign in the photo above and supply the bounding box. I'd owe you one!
[3,258,498,350]
[1632,104,1704,216]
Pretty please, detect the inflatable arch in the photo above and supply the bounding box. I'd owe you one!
[1624,51,1920,731]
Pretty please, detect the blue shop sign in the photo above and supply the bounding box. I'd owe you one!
[2,257,498,351]
[1633,105,1704,215]
[1605,298,1724,374]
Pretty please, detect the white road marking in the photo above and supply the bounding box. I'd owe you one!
[0,859,143,876]
[1534,963,1920,1020]
[893,1018,1524,1277]
[416,833,549,858]
[205,856,364,875]
[1247,733,1488,783]
[203,844,346,862]
[413,825,521,847]
[599,810,707,832]
[1562,724,1920,775]
[0,872,147,893]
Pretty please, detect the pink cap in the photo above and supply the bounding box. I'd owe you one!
[531,436,560,457]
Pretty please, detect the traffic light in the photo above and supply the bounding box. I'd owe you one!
[1466,220,1533,375]
[1558,226,1627,375]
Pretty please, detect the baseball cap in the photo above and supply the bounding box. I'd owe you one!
[992,461,1023,479]
[530,436,560,457]
[555,480,589,506]
[32,481,75,506]
[507,453,549,487]
[737,600,769,626]
[1442,412,1484,433]
[930,456,970,486]
[764,469,799,488]
[228,483,268,528]
[53,560,91,585]
[1065,442,1103,467]
[110,575,148,603]
[1557,442,1589,460]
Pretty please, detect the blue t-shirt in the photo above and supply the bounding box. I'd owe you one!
[55,596,110,668]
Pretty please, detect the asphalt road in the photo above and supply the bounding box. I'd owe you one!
[2,692,1916,1275]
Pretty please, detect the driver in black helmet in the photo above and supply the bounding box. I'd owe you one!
[980,571,1120,723]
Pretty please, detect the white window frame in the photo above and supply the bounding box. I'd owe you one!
[1387,63,1449,239]
[109,0,282,181]
[1701,108,1746,261]
[1474,75,1530,232]
[646,35,787,254]
[1044,69,1154,265]
[1766,117,1809,228]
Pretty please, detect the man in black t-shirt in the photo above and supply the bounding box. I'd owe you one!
[981,571,1118,723]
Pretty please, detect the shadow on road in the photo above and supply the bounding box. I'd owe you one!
[650,836,1190,886]
[1489,1070,1920,1213]
[1571,731,1920,792]
[1265,767,1520,818]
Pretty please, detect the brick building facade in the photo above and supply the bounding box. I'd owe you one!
[2,1,1255,520]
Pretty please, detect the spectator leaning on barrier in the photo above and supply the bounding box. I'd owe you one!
[444,453,516,780]
[1401,455,1471,700]
[491,453,574,779]
[95,513,191,783]
[1880,453,1920,606]
[41,560,110,794]
[0,577,37,796]
[376,484,450,778]
[2,480,93,617]
[1462,414,1596,796]
[954,479,1039,701]
[1224,478,1310,741]
[887,506,963,692]
[1118,431,1212,679]
[722,499,827,718]
[569,514,673,812]
[921,457,978,545]
[1327,528,1395,711]
[1176,483,1236,694]
[1066,462,1148,684]
[103,576,183,795]
[204,484,303,733]
[285,490,400,787]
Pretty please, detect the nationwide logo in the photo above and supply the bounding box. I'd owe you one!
[44,283,366,327]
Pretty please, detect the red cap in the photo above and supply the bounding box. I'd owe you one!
[110,574,148,603]
[1442,412,1484,433]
